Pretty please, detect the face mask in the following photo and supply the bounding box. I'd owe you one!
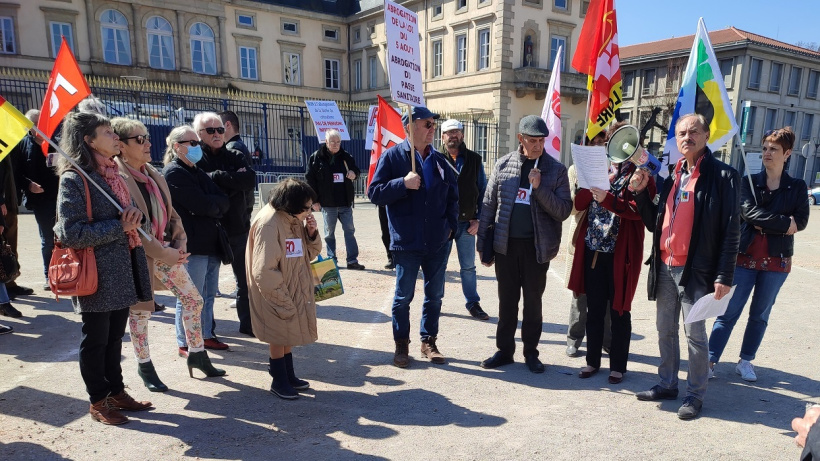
[184,145,203,164]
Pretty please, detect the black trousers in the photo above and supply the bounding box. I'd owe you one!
[494,238,549,359]
[583,247,632,373]
[80,307,130,403]
[378,205,391,258]
[230,233,251,332]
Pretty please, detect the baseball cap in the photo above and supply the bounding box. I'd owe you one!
[402,106,440,125]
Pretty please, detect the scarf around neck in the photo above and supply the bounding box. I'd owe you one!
[125,162,168,243]
[94,152,142,250]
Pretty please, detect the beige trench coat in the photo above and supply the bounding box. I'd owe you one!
[116,157,188,311]
[246,205,322,346]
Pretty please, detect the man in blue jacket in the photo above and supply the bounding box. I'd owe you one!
[368,106,458,368]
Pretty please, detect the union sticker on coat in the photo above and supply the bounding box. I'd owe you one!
[285,238,304,258]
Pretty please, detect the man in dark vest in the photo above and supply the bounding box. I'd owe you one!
[440,119,488,320]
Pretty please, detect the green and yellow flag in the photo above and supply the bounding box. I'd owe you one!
[0,96,33,161]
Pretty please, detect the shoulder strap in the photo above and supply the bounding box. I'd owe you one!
[77,170,93,222]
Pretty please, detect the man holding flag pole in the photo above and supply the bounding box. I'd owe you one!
[630,18,741,420]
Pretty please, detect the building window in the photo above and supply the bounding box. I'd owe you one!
[367,23,376,38]
[324,58,340,90]
[769,62,783,93]
[432,40,443,77]
[642,68,656,96]
[100,9,130,65]
[190,23,216,75]
[802,114,814,141]
[784,110,796,129]
[283,52,300,85]
[665,66,680,93]
[746,106,757,143]
[581,0,590,15]
[237,14,254,28]
[353,26,360,43]
[748,58,762,90]
[788,66,802,96]
[808,70,820,99]
[764,108,777,133]
[474,123,489,160]
[49,22,73,58]
[622,70,635,98]
[353,59,361,91]
[719,58,733,89]
[550,35,567,71]
[478,28,490,70]
[282,21,298,35]
[0,16,14,54]
[323,27,339,41]
[554,0,568,9]
[456,34,467,74]
[368,55,379,88]
[432,3,443,16]
[146,16,174,70]
[457,0,467,10]
[239,46,258,80]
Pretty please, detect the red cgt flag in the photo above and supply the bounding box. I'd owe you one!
[37,37,91,154]
[366,95,405,189]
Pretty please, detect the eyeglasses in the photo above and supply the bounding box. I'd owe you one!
[421,121,435,129]
[199,127,225,135]
[178,140,200,147]
[122,134,150,144]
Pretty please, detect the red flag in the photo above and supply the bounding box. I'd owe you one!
[366,95,405,189]
[37,37,91,154]
[571,0,622,139]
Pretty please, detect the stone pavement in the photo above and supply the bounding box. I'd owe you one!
[1,201,818,460]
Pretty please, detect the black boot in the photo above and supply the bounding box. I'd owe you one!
[187,350,226,378]
[385,252,395,270]
[284,353,310,390]
[269,357,298,399]
[137,361,168,392]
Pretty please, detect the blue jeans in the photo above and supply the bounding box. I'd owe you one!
[322,206,359,264]
[391,242,449,341]
[708,266,788,363]
[0,283,10,303]
[32,201,57,280]
[176,254,220,345]
[446,221,480,307]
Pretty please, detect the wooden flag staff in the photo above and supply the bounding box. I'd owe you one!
[32,124,152,241]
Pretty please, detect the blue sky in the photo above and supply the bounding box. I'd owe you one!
[617,0,819,48]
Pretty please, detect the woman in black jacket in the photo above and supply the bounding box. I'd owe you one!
[163,126,231,354]
[708,127,809,382]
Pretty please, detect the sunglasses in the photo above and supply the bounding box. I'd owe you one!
[420,121,435,129]
[763,129,781,138]
[122,134,150,144]
[199,127,225,135]
[178,139,200,147]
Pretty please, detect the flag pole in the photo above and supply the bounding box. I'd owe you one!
[32,125,152,241]
[582,81,593,147]
[399,102,415,173]
[732,132,758,206]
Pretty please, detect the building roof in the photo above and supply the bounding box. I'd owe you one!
[621,26,820,60]
[250,0,363,16]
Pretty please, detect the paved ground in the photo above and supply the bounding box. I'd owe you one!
[1,199,819,460]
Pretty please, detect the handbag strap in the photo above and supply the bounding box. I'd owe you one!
[56,169,93,224]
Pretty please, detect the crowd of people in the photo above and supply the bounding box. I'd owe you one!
[0,98,816,450]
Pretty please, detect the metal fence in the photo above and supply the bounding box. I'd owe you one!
[0,68,498,195]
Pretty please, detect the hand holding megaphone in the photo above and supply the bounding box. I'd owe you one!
[629,169,650,193]
[606,125,662,176]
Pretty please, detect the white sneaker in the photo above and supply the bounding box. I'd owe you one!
[707,364,715,380]
[736,359,757,382]
[229,300,237,308]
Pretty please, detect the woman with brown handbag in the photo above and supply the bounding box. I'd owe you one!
[54,111,154,425]
[111,118,225,393]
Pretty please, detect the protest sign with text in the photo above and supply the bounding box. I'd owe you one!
[384,0,424,107]
[305,100,350,142]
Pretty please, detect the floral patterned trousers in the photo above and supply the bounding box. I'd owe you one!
[129,260,205,363]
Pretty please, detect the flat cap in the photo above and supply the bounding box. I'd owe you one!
[518,115,549,137]
[441,119,464,132]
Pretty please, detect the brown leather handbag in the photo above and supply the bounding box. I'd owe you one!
[48,171,98,299]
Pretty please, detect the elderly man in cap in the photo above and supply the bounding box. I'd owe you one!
[369,106,459,368]
[476,115,572,373]
[440,119,489,320]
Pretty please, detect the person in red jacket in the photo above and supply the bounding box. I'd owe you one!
[567,135,656,385]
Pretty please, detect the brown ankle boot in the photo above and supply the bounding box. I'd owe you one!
[107,390,152,411]
[421,337,446,364]
[89,398,128,425]
[394,339,411,368]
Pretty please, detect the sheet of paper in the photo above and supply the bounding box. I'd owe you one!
[570,144,610,190]
[684,286,737,324]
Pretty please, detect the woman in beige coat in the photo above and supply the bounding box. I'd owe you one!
[247,178,321,400]
[111,118,225,393]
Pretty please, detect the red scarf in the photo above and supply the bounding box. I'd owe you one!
[94,152,142,250]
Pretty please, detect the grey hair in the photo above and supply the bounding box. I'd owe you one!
[164,125,196,165]
[57,111,111,175]
[675,113,710,134]
[192,112,221,133]
[24,109,40,124]
[324,129,341,142]
[110,117,146,140]
[77,97,107,116]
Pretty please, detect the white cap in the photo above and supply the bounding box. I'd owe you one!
[441,119,463,132]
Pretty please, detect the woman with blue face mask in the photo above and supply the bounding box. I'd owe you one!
[162,126,232,360]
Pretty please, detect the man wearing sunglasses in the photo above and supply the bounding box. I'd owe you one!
[193,112,257,339]
[368,105,458,368]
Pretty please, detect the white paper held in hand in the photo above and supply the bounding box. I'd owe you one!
[570,144,610,190]
[684,285,737,324]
